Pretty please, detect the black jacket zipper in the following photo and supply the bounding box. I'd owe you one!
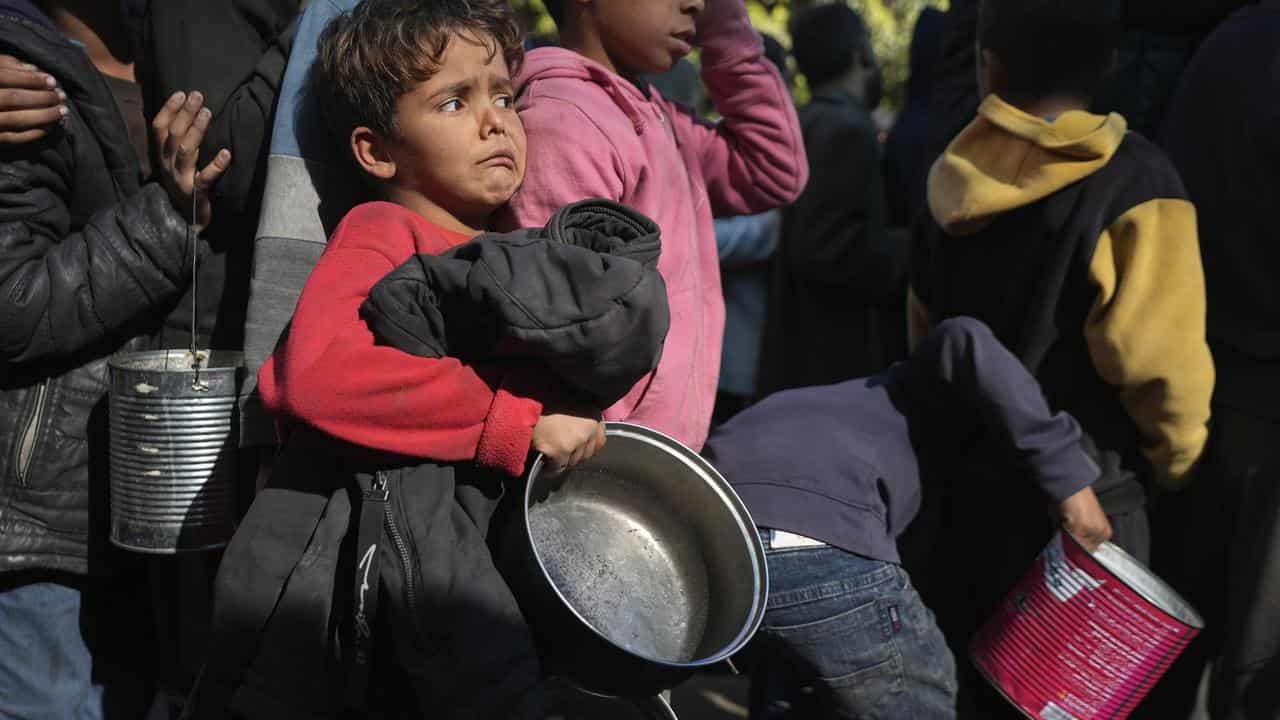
[379,472,420,620]
[14,380,49,485]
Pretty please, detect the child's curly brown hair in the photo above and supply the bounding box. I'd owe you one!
[315,0,525,142]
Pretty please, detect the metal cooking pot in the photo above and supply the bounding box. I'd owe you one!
[498,422,767,701]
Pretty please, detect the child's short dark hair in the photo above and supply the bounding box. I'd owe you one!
[979,0,1122,100]
[316,0,525,142]
[790,4,872,89]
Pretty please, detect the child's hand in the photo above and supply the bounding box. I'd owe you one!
[151,91,231,234]
[0,54,64,144]
[532,406,607,472]
[1055,487,1113,552]
[693,0,750,46]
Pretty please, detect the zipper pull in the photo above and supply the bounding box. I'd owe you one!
[349,469,390,709]
[368,471,389,501]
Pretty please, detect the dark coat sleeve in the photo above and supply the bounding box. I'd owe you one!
[893,317,1100,501]
[138,0,299,216]
[783,116,899,299]
[908,211,937,305]
[0,153,195,365]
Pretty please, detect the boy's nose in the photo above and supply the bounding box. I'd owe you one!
[682,0,705,16]
[480,106,506,136]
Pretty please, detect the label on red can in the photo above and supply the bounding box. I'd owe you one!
[971,533,1200,720]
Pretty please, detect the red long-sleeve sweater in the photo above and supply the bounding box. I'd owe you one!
[257,201,543,477]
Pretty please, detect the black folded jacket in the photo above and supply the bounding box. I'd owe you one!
[360,200,670,407]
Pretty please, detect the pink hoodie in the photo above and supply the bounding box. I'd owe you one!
[499,8,807,451]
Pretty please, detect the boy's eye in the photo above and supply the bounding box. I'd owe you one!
[495,95,513,109]
[439,98,463,112]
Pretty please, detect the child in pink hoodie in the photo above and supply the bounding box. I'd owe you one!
[499,0,807,451]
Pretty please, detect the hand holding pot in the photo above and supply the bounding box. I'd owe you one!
[532,399,606,472]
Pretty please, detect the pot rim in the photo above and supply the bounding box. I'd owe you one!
[523,421,769,669]
[109,348,244,373]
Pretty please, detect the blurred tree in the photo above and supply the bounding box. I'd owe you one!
[748,0,949,109]
[507,0,949,110]
[512,0,558,37]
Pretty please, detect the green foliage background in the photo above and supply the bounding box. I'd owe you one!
[510,0,950,110]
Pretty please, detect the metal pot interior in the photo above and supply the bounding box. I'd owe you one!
[525,423,766,667]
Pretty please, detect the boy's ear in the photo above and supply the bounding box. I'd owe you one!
[351,126,397,181]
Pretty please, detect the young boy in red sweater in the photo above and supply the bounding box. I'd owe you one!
[217,1,645,716]
[258,2,604,476]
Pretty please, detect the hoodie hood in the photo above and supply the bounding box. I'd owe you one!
[927,94,1128,234]
[515,47,655,135]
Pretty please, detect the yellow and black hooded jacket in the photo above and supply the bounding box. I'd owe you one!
[910,94,1214,494]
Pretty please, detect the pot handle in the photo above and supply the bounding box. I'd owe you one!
[628,692,678,720]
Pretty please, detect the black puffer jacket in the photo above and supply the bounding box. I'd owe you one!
[362,200,668,408]
[0,1,199,575]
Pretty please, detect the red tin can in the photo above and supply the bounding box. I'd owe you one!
[971,531,1204,720]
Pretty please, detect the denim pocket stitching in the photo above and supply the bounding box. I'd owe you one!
[765,564,902,611]
[760,595,909,707]
[822,645,905,692]
[764,595,878,633]
[818,600,906,699]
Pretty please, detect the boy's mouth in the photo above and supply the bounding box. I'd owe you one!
[670,30,694,56]
[478,148,517,170]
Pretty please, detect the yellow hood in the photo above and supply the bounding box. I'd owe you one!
[927,94,1127,235]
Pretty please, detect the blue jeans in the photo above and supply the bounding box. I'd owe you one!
[0,580,102,719]
[750,543,957,719]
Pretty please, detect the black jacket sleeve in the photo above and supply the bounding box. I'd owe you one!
[138,0,299,216]
[892,317,1100,501]
[784,119,899,298]
[0,154,195,365]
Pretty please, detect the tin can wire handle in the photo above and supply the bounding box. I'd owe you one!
[188,190,208,392]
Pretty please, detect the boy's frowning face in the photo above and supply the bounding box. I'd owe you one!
[375,34,526,232]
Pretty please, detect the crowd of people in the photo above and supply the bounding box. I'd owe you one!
[0,0,1275,718]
